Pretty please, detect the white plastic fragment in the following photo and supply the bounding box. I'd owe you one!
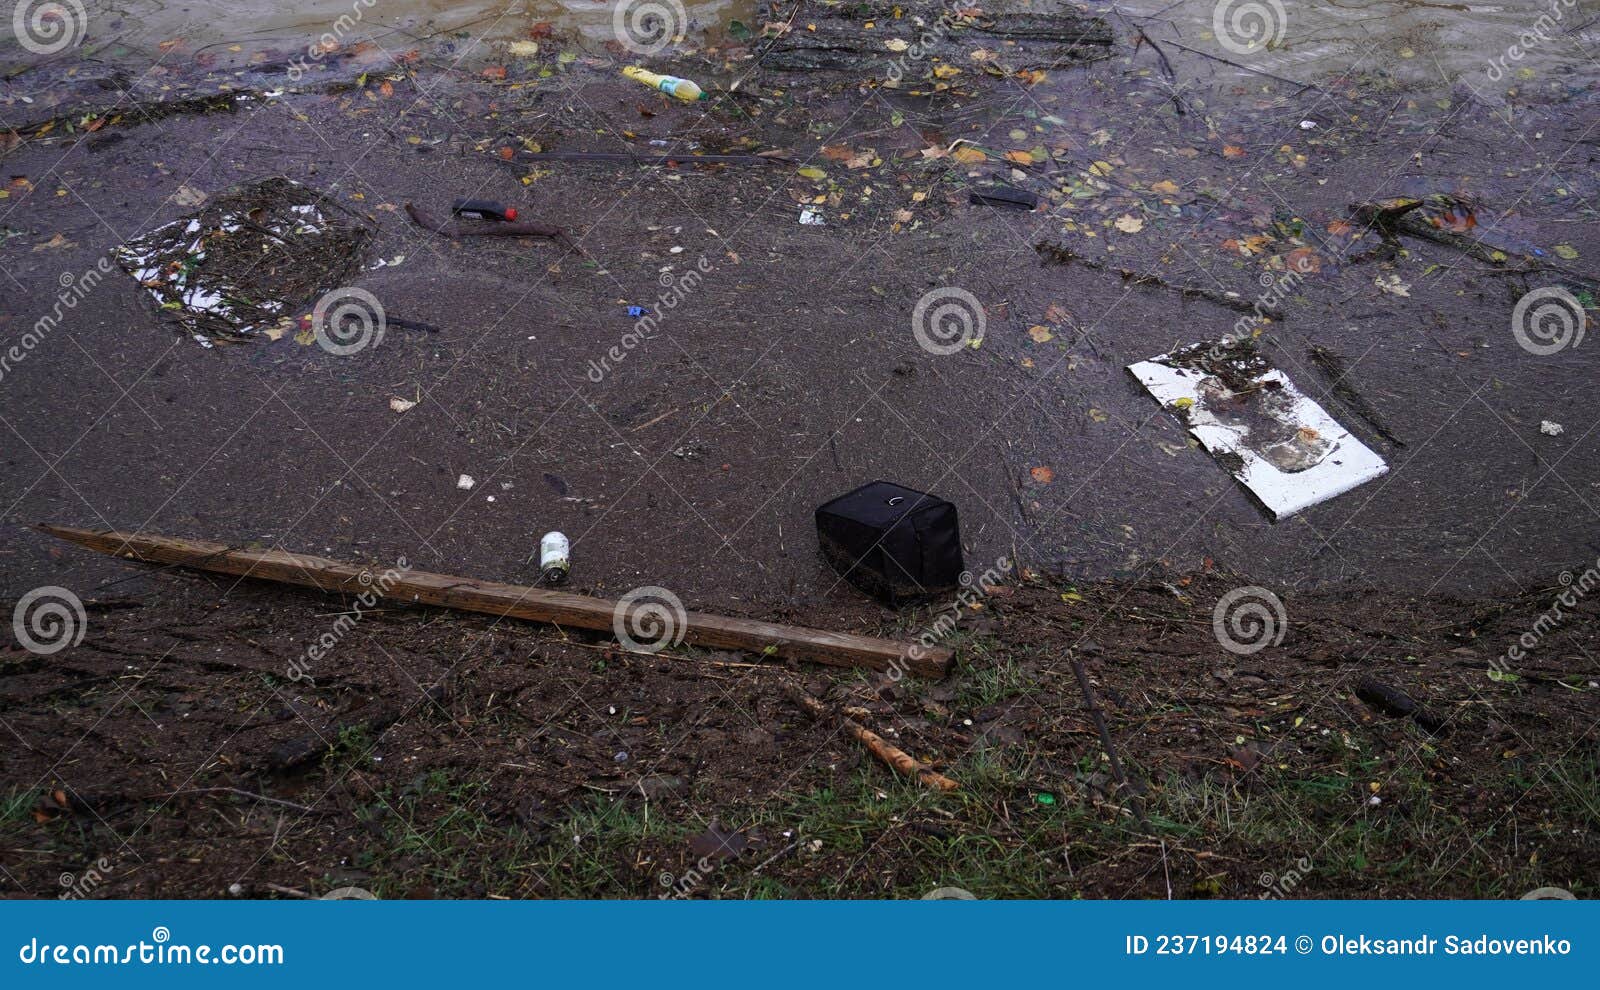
[456,474,476,490]
[1541,420,1564,436]
[1128,346,1389,521]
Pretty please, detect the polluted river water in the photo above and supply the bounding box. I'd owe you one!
[7,0,1596,89]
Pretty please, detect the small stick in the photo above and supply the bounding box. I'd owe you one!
[1068,655,1147,828]
[1162,39,1326,96]
[785,682,959,791]
[165,787,318,814]
[404,202,579,253]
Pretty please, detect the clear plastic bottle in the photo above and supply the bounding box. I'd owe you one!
[539,531,570,585]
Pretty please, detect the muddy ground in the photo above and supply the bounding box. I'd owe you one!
[1,1,1597,897]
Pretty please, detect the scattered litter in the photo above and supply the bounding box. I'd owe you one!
[626,305,650,317]
[451,198,518,222]
[113,177,372,343]
[389,397,416,414]
[1541,420,1564,436]
[969,187,1038,210]
[622,66,706,102]
[799,206,824,226]
[538,531,570,585]
[456,474,476,490]
[1128,340,1389,521]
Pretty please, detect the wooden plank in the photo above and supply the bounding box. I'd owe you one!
[36,525,953,678]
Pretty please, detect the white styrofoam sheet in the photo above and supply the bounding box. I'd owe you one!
[1129,353,1388,521]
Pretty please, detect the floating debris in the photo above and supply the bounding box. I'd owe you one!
[1128,339,1388,520]
[113,177,373,345]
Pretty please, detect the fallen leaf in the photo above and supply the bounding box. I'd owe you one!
[1223,144,1246,159]
[482,65,507,80]
[1553,244,1579,260]
[390,397,417,413]
[1027,325,1053,343]
[884,38,910,52]
[1375,273,1411,296]
[820,144,853,161]
[1114,214,1144,233]
[796,165,827,180]
[951,146,986,165]
[507,41,540,57]
[1030,465,1055,484]
[1004,149,1034,165]
[171,184,206,207]
[932,64,962,79]
[1284,247,1321,273]
[1150,179,1180,195]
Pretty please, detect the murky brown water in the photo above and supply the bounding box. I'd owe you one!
[1122,0,1600,90]
[16,0,1596,87]
[31,0,755,60]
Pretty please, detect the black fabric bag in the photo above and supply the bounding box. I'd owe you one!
[815,481,964,603]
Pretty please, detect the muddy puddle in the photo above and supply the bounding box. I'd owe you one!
[6,0,756,63]
[1121,0,1598,91]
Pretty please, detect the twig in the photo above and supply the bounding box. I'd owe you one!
[785,682,959,791]
[1162,39,1326,96]
[1068,655,1148,829]
[165,787,319,814]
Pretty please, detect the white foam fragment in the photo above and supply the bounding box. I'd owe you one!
[1128,350,1388,521]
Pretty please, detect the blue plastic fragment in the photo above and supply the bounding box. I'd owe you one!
[627,305,647,317]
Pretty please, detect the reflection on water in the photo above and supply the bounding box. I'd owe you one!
[25,0,755,60]
[8,0,1597,89]
[1121,0,1599,88]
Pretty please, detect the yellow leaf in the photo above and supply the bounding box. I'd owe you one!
[932,64,961,79]
[1004,149,1033,165]
[797,166,827,180]
[1114,214,1144,233]
[952,146,986,164]
[1027,325,1053,343]
[884,38,910,52]
[1150,179,1180,195]
[1088,160,1113,176]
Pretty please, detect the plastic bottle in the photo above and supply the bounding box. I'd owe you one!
[539,531,570,585]
[452,199,518,222]
[622,66,706,102]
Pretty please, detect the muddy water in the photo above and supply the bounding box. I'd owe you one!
[28,0,1599,85]
[1122,0,1600,90]
[35,0,755,60]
